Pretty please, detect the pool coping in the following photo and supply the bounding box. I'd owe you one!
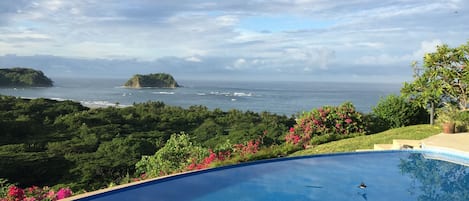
[64,148,469,201]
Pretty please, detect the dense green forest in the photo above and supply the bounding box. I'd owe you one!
[0,95,293,190]
[0,68,53,87]
[124,73,179,88]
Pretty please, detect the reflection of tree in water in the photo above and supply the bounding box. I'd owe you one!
[399,153,469,201]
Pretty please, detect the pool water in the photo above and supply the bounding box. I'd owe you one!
[77,151,469,201]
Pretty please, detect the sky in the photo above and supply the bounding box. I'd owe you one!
[0,0,468,83]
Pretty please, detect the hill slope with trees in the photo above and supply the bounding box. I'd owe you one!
[0,67,53,87]
[0,96,293,190]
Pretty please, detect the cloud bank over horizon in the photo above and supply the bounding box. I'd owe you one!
[0,0,467,82]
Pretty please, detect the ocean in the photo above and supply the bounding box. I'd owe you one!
[0,77,401,116]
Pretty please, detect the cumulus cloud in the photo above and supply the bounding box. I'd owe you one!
[226,58,248,70]
[412,39,443,59]
[354,39,444,67]
[354,54,407,66]
[185,56,202,62]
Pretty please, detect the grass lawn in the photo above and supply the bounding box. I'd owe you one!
[290,124,441,156]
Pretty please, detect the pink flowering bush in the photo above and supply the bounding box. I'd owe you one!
[56,188,72,200]
[285,127,310,148]
[234,140,260,156]
[186,135,264,170]
[288,102,365,147]
[6,186,24,201]
[1,185,72,201]
[186,149,232,171]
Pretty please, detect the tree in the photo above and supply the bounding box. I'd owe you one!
[135,133,208,177]
[402,41,469,124]
[372,94,428,129]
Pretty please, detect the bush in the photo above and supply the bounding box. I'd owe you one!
[372,94,428,130]
[455,111,469,132]
[286,102,366,147]
[362,114,390,134]
[135,133,209,177]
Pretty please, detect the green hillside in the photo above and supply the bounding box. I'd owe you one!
[0,67,53,87]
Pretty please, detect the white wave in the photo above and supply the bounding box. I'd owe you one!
[233,92,253,97]
[152,91,175,95]
[210,91,231,96]
[197,93,206,96]
[80,100,130,108]
[50,97,68,101]
[20,96,37,100]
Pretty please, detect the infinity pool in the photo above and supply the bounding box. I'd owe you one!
[75,151,469,201]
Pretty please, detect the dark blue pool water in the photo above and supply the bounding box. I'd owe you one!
[77,151,469,201]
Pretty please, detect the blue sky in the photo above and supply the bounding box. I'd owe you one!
[0,0,468,82]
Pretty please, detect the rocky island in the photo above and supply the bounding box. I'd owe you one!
[0,67,53,87]
[124,73,180,88]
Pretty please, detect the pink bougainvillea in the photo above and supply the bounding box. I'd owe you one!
[186,149,233,171]
[2,186,72,201]
[286,102,365,147]
[56,188,72,200]
[7,186,24,201]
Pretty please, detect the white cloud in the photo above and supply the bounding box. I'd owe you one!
[412,39,442,59]
[354,54,406,66]
[43,0,64,11]
[226,58,247,70]
[354,39,444,66]
[215,15,239,26]
[185,56,202,62]
[0,32,50,40]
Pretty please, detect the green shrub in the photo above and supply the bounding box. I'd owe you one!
[372,94,428,130]
[135,133,208,177]
[362,114,390,134]
[455,111,469,132]
[0,178,13,198]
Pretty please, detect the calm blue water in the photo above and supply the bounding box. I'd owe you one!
[0,77,400,115]
[76,151,469,201]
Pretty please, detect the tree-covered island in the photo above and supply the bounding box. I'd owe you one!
[124,73,180,88]
[0,67,53,87]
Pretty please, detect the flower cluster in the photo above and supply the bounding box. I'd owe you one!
[288,102,365,146]
[186,150,232,171]
[186,134,264,171]
[1,186,72,201]
[186,138,262,171]
[285,127,310,148]
[233,139,260,157]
